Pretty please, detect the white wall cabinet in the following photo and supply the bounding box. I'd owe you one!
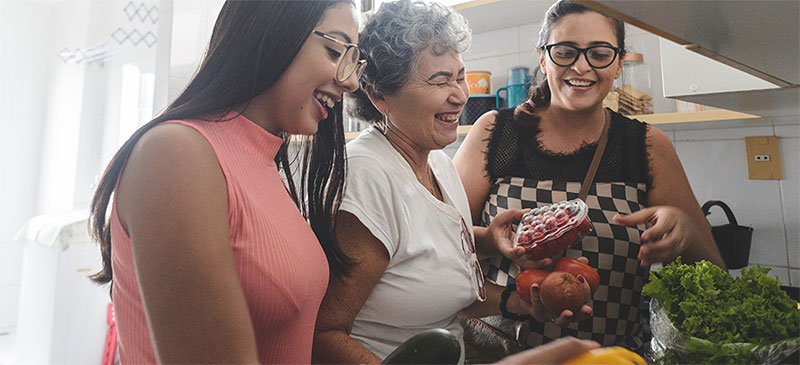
[659,38,778,98]
[657,38,799,119]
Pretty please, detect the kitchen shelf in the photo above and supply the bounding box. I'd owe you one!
[630,109,760,125]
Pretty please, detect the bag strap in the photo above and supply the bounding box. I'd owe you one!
[578,110,611,201]
[701,200,739,226]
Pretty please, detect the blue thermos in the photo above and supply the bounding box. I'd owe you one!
[496,66,532,109]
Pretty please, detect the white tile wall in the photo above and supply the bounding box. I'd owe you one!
[791,269,800,286]
[465,27,519,61]
[516,51,537,73]
[779,137,800,267]
[464,20,800,286]
[167,0,225,104]
[517,23,540,52]
[0,243,24,288]
[0,330,16,364]
[770,267,791,286]
[674,133,783,268]
[673,125,775,141]
[776,124,800,138]
[672,124,798,282]
[0,3,55,347]
[0,287,20,328]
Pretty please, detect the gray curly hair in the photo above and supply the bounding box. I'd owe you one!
[347,0,471,123]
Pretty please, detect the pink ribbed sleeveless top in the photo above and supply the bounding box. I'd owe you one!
[109,113,329,364]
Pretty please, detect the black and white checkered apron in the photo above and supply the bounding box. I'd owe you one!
[483,177,649,349]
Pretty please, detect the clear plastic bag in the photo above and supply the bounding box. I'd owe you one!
[649,298,800,364]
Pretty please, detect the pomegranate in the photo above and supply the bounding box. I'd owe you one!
[538,271,588,314]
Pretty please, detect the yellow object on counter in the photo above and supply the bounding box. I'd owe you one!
[465,70,491,94]
[564,346,646,365]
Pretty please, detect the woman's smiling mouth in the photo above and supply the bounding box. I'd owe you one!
[435,112,460,124]
[565,79,596,87]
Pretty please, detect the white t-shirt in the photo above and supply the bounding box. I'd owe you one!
[340,127,477,359]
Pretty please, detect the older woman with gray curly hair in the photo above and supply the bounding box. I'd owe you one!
[311,1,598,363]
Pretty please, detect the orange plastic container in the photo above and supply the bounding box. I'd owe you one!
[466,70,491,94]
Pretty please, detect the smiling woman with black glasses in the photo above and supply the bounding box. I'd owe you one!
[541,42,621,69]
[455,0,725,358]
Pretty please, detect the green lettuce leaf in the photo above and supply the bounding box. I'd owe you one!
[643,259,800,345]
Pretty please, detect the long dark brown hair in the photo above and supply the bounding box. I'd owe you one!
[517,0,626,122]
[90,0,353,290]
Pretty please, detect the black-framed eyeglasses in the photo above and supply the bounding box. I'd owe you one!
[460,217,487,302]
[313,30,367,83]
[541,43,620,69]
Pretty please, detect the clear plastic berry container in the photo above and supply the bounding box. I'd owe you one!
[513,199,592,259]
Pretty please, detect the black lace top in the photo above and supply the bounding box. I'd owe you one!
[486,108,652,190]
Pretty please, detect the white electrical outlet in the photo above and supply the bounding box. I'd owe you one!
[755,154,771,161]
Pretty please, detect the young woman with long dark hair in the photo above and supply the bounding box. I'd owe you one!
[89,1,363,362]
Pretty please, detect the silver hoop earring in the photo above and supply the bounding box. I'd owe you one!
[375,113,388,135]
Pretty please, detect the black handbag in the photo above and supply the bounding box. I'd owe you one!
[701,200,753,269]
